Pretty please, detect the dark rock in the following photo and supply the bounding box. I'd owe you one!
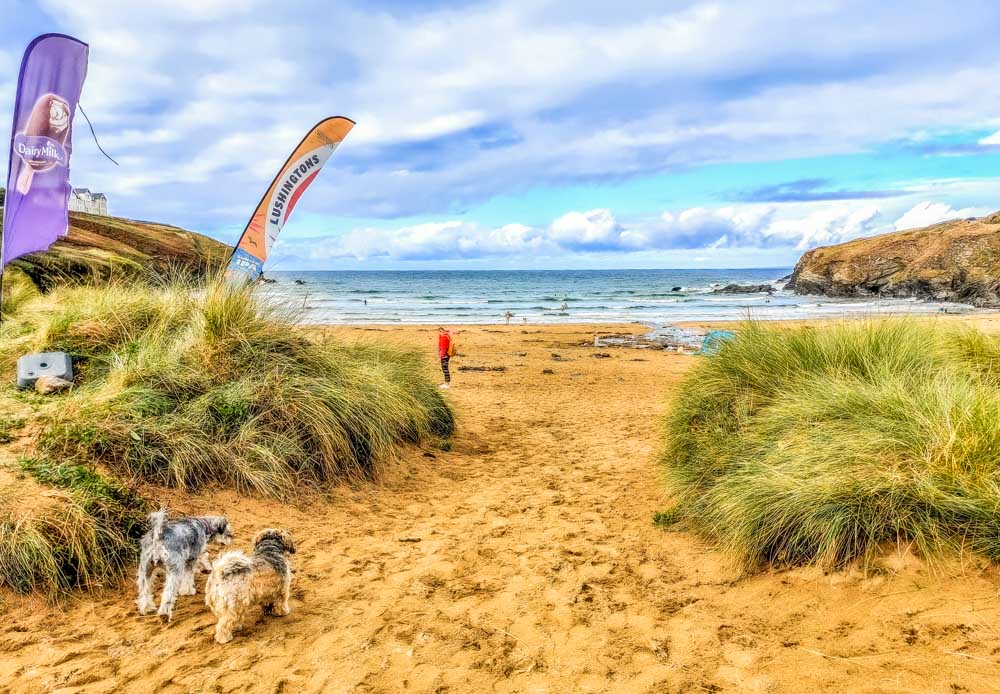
[294,279,307,285]
[592,353,612,359]
[712,283,774,294]
[457,365,507,372]
[671,286,683,292]
[542,369,555,375]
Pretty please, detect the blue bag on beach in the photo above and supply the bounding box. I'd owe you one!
[699,330,736,356]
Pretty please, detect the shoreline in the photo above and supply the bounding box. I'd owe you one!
[315,311,1000,331]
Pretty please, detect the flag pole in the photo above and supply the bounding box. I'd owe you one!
[1,197,6,327]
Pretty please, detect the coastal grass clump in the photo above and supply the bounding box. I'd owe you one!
[659,319,1000,572]
[0,459,146,595]
[0,268,40,321]
[1,278,453,498]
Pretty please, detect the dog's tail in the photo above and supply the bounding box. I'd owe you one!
[213,552,253,580]
[147,508,168,542]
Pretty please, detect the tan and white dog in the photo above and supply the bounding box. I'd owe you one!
[204,528,296,644]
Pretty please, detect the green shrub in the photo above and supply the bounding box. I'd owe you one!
[659,319,1000,572]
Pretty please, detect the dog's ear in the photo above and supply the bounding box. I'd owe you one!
[282,530,296,554]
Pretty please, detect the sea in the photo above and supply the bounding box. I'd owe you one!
[262,269,979,325]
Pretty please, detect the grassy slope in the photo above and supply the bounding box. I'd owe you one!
[0,210,230,290]
[659,320,1000,572]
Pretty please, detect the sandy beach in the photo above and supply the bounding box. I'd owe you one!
[2,321,1000,693]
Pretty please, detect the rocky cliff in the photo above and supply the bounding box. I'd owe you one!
[0,211,230,290]
[787,212,1000,307]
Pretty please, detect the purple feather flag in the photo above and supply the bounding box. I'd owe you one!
[2,34,89,268]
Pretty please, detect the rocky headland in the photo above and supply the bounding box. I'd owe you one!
[788,212,1000,307]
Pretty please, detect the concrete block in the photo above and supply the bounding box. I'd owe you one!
[16,352,73,389]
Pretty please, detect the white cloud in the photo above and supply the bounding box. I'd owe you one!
[979,131,1000,145]
[893,201,986,231]
[768,205,880,248]
[549,209,620,249]
[279,200,890,263]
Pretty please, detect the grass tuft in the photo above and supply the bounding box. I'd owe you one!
[659,319,1000,572]
[0,268,40,320]
[0,459,147,595]
[0,416,21,444]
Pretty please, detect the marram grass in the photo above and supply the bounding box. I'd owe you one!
[659,319,1000,572]
[0,459,146,596]
[0,279,454,499]
[0,267,39,321]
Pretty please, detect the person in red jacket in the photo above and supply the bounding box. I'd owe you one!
[438,327,452,389]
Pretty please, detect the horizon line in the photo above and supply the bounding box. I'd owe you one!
[263,266,795,273]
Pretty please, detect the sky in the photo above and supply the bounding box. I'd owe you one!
[2,0,1000,270]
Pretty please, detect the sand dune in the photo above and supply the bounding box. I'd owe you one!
[1,323,999,693]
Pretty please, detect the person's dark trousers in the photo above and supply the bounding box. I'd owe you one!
[440,356,451,383]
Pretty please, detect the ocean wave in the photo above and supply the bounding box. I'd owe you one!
[703,296,771,303]
[275,270,978,324]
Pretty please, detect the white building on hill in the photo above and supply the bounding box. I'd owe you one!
[69,188,108,215]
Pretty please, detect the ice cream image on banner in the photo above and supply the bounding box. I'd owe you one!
[14,93,72,194]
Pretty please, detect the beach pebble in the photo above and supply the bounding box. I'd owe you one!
[34,375,73,394]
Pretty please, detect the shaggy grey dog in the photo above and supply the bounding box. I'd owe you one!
[136,509,233,623]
